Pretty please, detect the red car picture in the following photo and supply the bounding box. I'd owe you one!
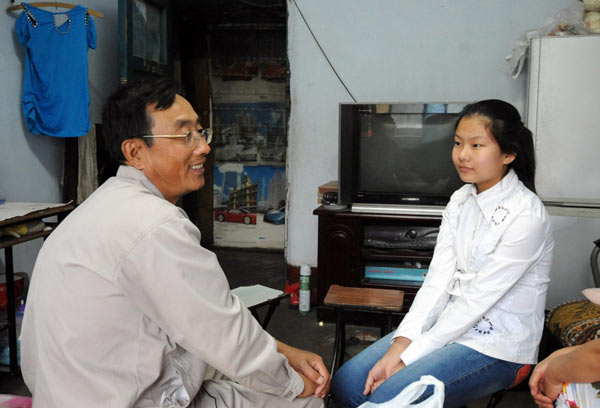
[214,208,257,225]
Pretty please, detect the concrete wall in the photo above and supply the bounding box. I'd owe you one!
[0,1,118,276]
[2,1,596,308]
[286,0,594,307]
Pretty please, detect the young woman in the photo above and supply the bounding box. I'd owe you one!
[330,99,554,408]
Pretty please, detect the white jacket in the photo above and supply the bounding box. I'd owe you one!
[21,165,303,407]
[394,170,554,365]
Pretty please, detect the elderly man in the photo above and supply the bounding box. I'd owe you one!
[21,79,328,407]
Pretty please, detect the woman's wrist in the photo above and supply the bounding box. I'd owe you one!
[390,336,412,361]
[392,336,412,347]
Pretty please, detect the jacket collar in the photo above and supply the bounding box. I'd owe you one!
[116,165,165,200]
[472,169,518,224]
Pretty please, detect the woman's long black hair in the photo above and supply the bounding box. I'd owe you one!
[457,99,537,193]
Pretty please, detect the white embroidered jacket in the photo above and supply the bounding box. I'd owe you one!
[393,170,554,365]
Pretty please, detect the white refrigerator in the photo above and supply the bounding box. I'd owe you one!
[526,35,600,208]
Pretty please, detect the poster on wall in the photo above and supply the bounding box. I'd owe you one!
[213,163,286,249]
[132,0,165,64]
[213,102,286,166]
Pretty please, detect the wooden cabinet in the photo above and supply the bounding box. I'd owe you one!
[314,206,441,324]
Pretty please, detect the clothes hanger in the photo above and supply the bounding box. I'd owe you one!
[7,2,104,18]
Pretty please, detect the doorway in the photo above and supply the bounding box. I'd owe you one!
[174,1,289,250]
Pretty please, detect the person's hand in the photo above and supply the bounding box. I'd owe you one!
[277,341,330,398]
[529,347,575,408]
[529,357,556,408]
[363,337,411,395]
[297,372,318,398]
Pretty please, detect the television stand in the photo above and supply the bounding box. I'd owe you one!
[314,205,442,325]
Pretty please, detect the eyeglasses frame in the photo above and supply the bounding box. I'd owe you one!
[142,128,212,147]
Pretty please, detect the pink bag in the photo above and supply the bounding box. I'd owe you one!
[0,395,32,408]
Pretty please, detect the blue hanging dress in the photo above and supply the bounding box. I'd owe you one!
[15,3,96,137]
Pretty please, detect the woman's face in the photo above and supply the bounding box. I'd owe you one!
[452,116,515,194]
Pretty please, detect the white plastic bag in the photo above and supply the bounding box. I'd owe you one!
[358,375,445,408]
[506,1,587,78]
[555,382,600,408]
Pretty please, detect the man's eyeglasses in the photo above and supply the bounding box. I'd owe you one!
[142,128,212,147]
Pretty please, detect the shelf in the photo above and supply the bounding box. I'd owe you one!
[362,278,423,288]
[0,203,74,376]
[315,206,441,323]
[0,203,74,228]
[0,227,54,250]
[314,206,442,222]
[362,247,433,262]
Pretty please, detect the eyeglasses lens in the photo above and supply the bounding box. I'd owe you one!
[185,129,212,147]
[202,129,212,145]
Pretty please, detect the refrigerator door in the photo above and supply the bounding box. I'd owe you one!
[527,35,600,207]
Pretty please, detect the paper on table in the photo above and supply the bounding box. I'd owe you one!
[231,284,284,308]
[0,202,69,223]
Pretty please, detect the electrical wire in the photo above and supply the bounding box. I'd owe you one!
[239,0,284,8]
[291,0,356,102]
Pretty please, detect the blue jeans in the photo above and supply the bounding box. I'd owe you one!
[330,332,524,408]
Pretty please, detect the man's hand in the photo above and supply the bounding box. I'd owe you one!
[297,372,318,398]
[277,341,330,398]
[363,337,411,395]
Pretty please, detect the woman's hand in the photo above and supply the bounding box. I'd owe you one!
[277,341,330,398]
[363,337,411,395]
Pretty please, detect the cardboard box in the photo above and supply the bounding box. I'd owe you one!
[318,180,338,204]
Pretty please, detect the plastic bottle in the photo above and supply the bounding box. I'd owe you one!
[15,303,25,365]
[299,265,311,315]
[0,302,24,366]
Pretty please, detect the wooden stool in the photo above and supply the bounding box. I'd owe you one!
[324,285,404,377]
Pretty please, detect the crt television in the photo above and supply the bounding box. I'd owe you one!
[339,103,467,215]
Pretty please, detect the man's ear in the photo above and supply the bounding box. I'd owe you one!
[121,138,147,169]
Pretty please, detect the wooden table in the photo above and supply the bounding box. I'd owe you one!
[0,203,74,375]
[248,292,290,329]
[231,284,290,330]
[324,285,404,377]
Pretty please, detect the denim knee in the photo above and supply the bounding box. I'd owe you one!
[330,363,368,408]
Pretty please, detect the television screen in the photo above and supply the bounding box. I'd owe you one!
[339,103,467,212]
